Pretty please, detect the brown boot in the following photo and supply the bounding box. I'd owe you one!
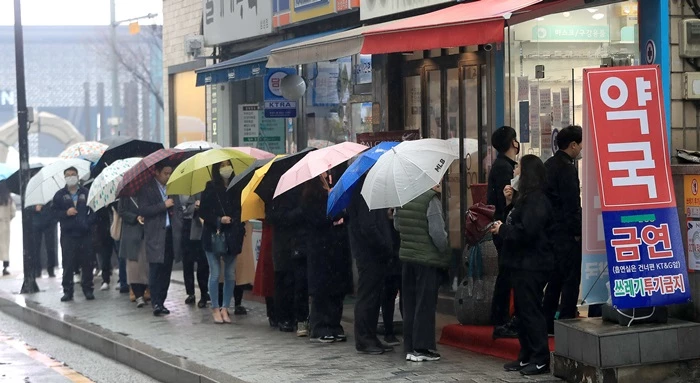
[129,287,135,302]
[144,288,151,302]
[212,308,223,324]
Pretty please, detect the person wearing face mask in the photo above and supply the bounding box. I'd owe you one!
[542,125,583,334]
[486,126,520,339]
[52,167,95,302]
[199,160,246,324]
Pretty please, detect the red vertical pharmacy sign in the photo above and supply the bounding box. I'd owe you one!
[584,66,691,309]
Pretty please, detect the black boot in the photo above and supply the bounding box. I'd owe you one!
[60,293,73,302]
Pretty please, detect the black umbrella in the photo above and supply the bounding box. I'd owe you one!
[254,147,316,203]
[227,157,274,196]
[4,163,43,195]
[92,137,164,178]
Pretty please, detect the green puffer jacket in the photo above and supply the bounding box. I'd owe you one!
[395,190,450,269]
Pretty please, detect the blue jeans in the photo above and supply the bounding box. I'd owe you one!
[205,252,236,309]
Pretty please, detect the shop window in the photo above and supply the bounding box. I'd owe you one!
[404,75,421,131]
[305,57,353,147]
[427,69,441,138]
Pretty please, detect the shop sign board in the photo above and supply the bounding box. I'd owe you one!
[361,0,451,20]
[532,25,610,43]
[238,104,287,154]
[292,0,334,22]
[584,65,691,309]
[264,68,297,118]
[356,130,419,147]
[203,0,273,45]
[684,175,700,271]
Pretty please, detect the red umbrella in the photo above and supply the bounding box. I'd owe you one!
[117,148,192,197]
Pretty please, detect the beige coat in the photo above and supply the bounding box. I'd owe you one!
[126,241,149,285]
[217,222,255,285]
[0,201,16,262]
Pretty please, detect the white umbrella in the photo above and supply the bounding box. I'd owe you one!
[447,138,479,157]
[87,158,140,211]
[174,141,221,150]
[25,158,91,207]
[361,138,458,209]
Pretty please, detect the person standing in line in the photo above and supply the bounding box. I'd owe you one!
[349,175,395,354]
[0,183,16,276]
[394,184,449,362]
[490,154,554,376]
[487,125,520,339]
[29,203,58,278]
[119,196,149,308]
[199,160,245,324]
[252,219,276,327]
[53,167,95,302]
[93,207,115,291]
[380,211,403,347]
[542,125,583,334]
[181,194,210,308]
[137,161,183,316]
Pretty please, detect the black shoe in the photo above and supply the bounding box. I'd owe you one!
[334,334,347,342]
[356,345,384,355]
[119,286,130,294]
[185,295,196,305]
[2,268,9,276]
[161,306,170,315]
[409,350,440,362]
[84,291,95,300]
[493,324,519,339]
[269,318,279,328]
[375,342,394,352]
[197,295,208,308]
[153,306,163,316]
[504,360,529,372]
[384,335,401,346]
[60,294,73,302]
[47,268,55,278]
[520,362,550,376]
[310,335,335,343]
[279,321,294,332]
[234,305,247,315]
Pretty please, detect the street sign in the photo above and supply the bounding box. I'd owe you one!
[584,65,691,309]
[645,39,656,64]
[264,68,297,118]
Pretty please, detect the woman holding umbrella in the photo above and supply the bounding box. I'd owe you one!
[199,160,245,324]
[0,183,16,275]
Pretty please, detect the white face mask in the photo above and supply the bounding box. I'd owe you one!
[65,176,79,187]
[219,166,233,179]
[510,175,520,191]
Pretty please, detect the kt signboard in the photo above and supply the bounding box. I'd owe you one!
[584,65,691,309]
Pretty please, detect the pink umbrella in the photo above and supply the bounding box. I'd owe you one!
[228,147,275,160]
[273,141,368,198]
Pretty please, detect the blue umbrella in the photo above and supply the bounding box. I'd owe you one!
[327,141,399,216]
[0,163,18,182]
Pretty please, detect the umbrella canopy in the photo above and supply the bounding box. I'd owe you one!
[274,142,367,199]
[5,163,42,194]
[166,148,256,196]
[361,139,458,209]
[227,157,274,195]
[254,147,316,203]
[59,141,108,162]
[25,158,91,206]
[447,138,479,158]
[240,155,285,221]
[117,149,192,197]
[228,146,275,160]
[87,158,140,211]
[174,141,222,150]
[92,137,164,178]
[0,163,17,182]
[327,141,399,216]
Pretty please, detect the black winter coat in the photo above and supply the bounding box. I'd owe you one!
[487,153,517,251]
[347,183,393,263]
[199,181,245,256]
[52,186,93,237]
[499,190,554,272]
[544,150,582,240]
[265,186,305,272]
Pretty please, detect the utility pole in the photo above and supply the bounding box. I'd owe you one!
[110,0,119,138]
[14,0,38,294]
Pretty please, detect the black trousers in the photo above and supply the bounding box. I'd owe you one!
[265,297,276,319]
[354,258,386,348]
[131,283,147,298]
[491,264,513,326]
[149,229,174,308]
[61,236,94,295]
[96,237,114,284]
[310,293,345,338]
[381,273,402,336]
[31,226,58,274]
[182,239,209,297]
[274,257,309,324]
[512,269,550,365]
[543,239,582,331]
[402,262,438,353]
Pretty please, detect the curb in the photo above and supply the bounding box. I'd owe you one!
[0,290,246,383]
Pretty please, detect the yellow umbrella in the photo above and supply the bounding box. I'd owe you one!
[241,155,285,221]
[167,148,255,195]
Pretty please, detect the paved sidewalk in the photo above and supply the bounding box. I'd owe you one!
[0,335,73,383]
[0,273,561,383]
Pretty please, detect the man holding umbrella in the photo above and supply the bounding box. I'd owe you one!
[53,167,95,302]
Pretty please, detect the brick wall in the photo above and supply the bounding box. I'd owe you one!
[163,0,212,148]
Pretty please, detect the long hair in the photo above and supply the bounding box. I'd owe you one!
[0,183,9,206]
[515,154,546,204]
[211,161,233,188]
[302,174,329,203]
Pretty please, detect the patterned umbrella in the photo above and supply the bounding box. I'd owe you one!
[92,137,164,179]
[228,147,275,160]
[116,149,193,197]
[59,141,108,162]
[174,141,221,150]
[87,158,140,211]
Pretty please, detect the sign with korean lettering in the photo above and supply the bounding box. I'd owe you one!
[584,65,691,309]
[532,25,610,43]
[263,68,297,118]
[203,0,272,45]
[684,175,700,270]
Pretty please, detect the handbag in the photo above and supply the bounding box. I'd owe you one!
[211,221,228,254]
[110,206,122,241]
[464,202,495,246]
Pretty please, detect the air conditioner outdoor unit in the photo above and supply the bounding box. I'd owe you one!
[184,35,204,58]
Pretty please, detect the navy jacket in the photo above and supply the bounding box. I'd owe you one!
[52,186,93,237]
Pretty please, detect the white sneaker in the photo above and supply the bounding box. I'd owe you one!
[100,282,109,291]
[135,297,146,308]
[73,274,81,284]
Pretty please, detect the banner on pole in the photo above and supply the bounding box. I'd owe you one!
[583,65,691,309]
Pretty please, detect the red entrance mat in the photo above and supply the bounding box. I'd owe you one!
[439,325,555,361]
